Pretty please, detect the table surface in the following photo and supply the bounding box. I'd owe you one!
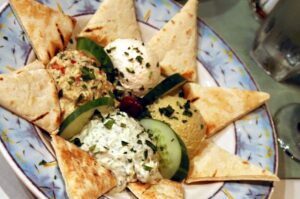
[1,0,300,198]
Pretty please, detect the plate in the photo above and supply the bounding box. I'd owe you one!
[0,0,278,198]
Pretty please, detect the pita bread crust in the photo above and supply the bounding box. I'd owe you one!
[0,61,61,133]
[9,0,76,65]
[52,135,116,199]
[78,0,141,47]
[128,179,184,199]
[184,83,270,137]
[186,141,279,183]
[147,0,198,81]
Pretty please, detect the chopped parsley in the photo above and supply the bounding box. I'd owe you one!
[143,164,153,171]
[104,119,115,129]
[72,138,82,147]
[146,140,157,153]
[183,100,193,117]
[80,66,95,81]
[182,120,188,123]
[126,67,135,74]
[89,145,96,152]
[121,123,126,128]
[106,46,116,53]
[82,84,88,90]
[121,141,129,146]
[58,89,63,98]
[38,160,47,166]
[145,62,151,68]
[183,109,193,117]
[137,140,142,144]
[159,105,175,117]
[136,55,143,64]
[144,150,148,159]
[128,159,133,163]
[124,52,129,56]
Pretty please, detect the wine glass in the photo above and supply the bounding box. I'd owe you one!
[251,0,300,162]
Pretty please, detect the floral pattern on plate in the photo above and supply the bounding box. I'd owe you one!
[0,0,277,199]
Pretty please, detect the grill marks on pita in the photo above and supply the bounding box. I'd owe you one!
[52,135,117,199]
[9,0,76,64]
[78,0,141,47]
[0,61,61,133]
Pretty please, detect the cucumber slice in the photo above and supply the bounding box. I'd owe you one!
[76,37,115,82]
[141,73,187,105]
[58,97,115,140]
[140,118,189,181]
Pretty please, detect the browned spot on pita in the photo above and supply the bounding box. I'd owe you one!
[212,170,218,177]
[31,112,49,123]
[186,28,192,35]
[84,26,103,33]
[242,161,249,165]
[56,23,65,46]
[190,97,199,103]
[182,70,194,80]
[171,20,175,24]
[0,77,3,81]
[188,13,194,18]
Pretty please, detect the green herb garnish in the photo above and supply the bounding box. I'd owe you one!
[136,55,143,64]
[38,160,47,166]
[159,105,175,117]
[80,66,95,81]
[121,141,129,146]
[145,140,157,153]
[143,164,153,171]
[104,119,115,129]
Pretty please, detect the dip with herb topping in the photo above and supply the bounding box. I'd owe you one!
[72,110,162,193]
[105,39,161,97]
[148,95,206,158]
[47,50,113,118]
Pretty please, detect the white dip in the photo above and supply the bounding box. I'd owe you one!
[73,111,161,192]
[105,39,161,97]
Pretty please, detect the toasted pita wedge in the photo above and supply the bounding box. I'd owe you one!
[184,83,270,137]
[52,135,116,199]
[128,179,184,199]
[0,61,61,133]
[186,141,279,183]
[78,0,141,47]
[9,0,76,65]
[147,0,198,81]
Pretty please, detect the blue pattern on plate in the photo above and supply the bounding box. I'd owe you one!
[0,0,277,198]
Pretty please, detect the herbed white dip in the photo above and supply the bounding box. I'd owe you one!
[73,111,162,192]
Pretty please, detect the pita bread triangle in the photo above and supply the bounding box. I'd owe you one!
[78,0,141,47]
[184,83,270,137]
[147,0,198,81]
[51,135,117,199]
[9,0,76,65]
[128,179,184,199]
[0,61,61,133]
[186,140,279,183]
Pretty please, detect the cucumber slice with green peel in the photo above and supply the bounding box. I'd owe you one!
[58,97,115,140]
[141,73,187,105]
[139,118,189,181]
[76,37,115,82]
